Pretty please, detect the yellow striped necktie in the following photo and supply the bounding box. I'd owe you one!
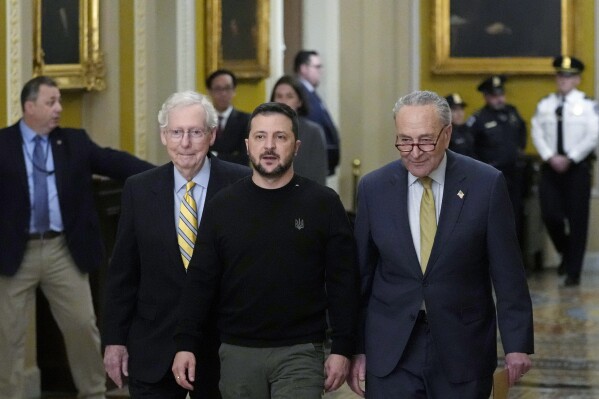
[178,181,198,269]
[419,176,436,274]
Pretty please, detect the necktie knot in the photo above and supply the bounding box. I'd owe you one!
[186,181,196,193]
[420,176,433,190]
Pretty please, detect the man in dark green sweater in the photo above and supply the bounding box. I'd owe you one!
[172,102,359,398]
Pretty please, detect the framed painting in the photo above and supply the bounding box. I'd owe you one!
[33,0,105,90]
[206,0,270,79]
[432,0,574,74]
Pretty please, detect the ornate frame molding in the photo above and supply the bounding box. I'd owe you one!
[33,0,105,90]
[133,0,147,159]
[432,0,574,74]
[7,0,23,124]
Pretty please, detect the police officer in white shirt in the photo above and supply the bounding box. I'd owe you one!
[531,56,599,286]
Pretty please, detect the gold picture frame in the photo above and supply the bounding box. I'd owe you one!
[33,0,105,90]
[432,0,574,74]
[206,0,270,79]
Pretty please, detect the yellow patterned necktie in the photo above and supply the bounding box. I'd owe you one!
[178,181,198,269]
[419,176,436,274]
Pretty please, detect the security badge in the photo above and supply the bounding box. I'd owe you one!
[509,113,519,124]
[570,104,584,116]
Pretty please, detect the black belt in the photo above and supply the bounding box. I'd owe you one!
[29,230,62,240]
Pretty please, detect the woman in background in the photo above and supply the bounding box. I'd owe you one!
[270,75,328,185]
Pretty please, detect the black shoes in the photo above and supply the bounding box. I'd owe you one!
[564,276,580,287]
[556,257,580,286]
[557,260,566,276]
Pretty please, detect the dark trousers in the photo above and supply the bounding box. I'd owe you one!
[129,359,221,399]
[365,312,492,399]
[128,371,191,399]
[129,332,221,399]
[539,162,592,278]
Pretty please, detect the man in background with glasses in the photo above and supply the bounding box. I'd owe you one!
[206,69,251,166]
[102,91,250,398]
[349,91,533,398]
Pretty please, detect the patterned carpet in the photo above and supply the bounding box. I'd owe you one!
[328,257,599,399]
[44,257,599,399]
[503,256,599,398]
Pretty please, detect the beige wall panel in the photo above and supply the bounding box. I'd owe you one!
[338,0,418,208]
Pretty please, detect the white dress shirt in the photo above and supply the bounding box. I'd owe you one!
[407,154,447,264]
[532,88,599,162]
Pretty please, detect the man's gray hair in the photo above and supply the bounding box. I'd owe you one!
[157,91,217,129]
[392,90,451,126]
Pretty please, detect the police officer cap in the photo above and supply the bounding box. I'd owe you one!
[477,75,506,95]
[553,55,584,75]
[445,93,467,108]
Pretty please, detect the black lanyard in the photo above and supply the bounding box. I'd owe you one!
[24,137,55,174]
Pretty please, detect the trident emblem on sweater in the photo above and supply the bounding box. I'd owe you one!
[295,219,304,230]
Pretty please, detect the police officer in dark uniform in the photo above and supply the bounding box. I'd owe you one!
[445,93,475,157]
[469,75,527,247]
[531,56,599,286]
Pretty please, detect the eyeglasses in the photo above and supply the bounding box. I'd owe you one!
[210,86,234,93]
[395,125,447,153]
[166,128,210,140]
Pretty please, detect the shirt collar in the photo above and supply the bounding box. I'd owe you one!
[561,88,581,102]
[299,78,315,93]
[174,157,211,192]
[19,119,47,144]
[219,106,234,119]
[408,152,448,187]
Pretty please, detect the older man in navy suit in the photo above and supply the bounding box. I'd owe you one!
[0,76,154,399]
[102,91,250,398]
[348,91,533,398]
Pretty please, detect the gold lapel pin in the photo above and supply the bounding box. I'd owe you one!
[457,190,464,199]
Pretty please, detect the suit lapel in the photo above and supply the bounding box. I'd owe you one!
[426,152,467,274]
[389,163,422,276]
[206,156,225,201]
[222,110,240,144]
[9,125,29,194]
[151,163,184,270]
[49,129,67,202]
